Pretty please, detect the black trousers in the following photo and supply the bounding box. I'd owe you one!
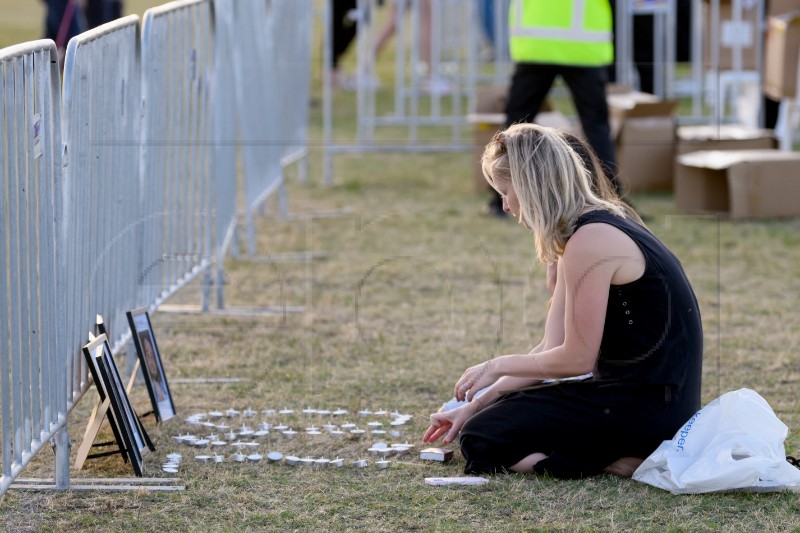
[331,0,358,69]
[459,381,690,479]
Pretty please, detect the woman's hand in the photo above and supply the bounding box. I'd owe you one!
[422,402,479,446]
[454,359,499,402]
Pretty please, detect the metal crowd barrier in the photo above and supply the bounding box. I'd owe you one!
[322,0,510,182]
[139,0,214,308]
[0,0,314,494]
[0,40,69,494]
[209,0,239,310]
[275,0,313,178]
[225,0,283,257]
[61,16,142,404]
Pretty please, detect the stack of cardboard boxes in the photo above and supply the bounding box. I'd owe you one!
[674,0,800,219]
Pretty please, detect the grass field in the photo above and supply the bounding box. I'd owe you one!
[2,1,800,531]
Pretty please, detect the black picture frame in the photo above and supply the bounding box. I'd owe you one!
[83,334,149,476]
[126,307,175,422]
[82,335,128,465]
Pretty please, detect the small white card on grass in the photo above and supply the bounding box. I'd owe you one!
[419,448,454,462]
[425,477,489,486]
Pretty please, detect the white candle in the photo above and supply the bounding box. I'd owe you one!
[353,459,368,468]
[375,460,390,470]
[267,451,284,464]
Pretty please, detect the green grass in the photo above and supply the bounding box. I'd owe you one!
[2,1,800,531]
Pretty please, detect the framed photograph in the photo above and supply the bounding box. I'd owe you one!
[82,335,128,465]
[127,307,175,422]
[83,334,149,476]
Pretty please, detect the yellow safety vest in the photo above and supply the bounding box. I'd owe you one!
[508,0,614,66]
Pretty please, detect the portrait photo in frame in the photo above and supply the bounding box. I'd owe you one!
[82,334,149,476]
[127,307,175,422]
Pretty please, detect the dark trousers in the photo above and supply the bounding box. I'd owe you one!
[85,0,123,29]
[331,0,358,69]
[43,0,85,44]
[489,62,618,211]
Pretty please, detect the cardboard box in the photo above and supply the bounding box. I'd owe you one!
[702,0,759,71]
[608,92,677,192]
[763,12,800,100]
[675,149,800,218]
[676,125,777,156]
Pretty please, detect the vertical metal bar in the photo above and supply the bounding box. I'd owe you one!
[10,55,24,465]
[654,10,665,97]
[1,58,12,479]
[20,53,34,453]
[692,0,703,117]
[409,0,420,143]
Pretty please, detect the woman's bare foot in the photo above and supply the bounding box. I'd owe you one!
[603,457,644,478]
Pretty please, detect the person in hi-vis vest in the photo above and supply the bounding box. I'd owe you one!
[489,0,619,216]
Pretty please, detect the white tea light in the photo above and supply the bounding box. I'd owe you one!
[267,451,284,464]
[353,459,368,468]
[243,409,257,418]
[285,455,300,466]
[247,454,263,462]
[329,458,345,468]
[375,460,390,470]
[332,409,348,417]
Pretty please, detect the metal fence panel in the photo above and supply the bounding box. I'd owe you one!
[0,39,67,496]
[323,0,503,182]
[209,0,238,309]
[140,0,214,306]
[61,16,142,405]
[274,0,313,171]
[227,0,283,255]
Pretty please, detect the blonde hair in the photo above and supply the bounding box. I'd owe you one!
[481,123,629,263]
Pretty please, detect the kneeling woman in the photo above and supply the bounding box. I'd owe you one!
[423,124,703,479]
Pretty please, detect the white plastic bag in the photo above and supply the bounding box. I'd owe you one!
[633,388,800,494]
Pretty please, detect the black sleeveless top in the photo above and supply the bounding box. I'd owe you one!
[574,210,703,406]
